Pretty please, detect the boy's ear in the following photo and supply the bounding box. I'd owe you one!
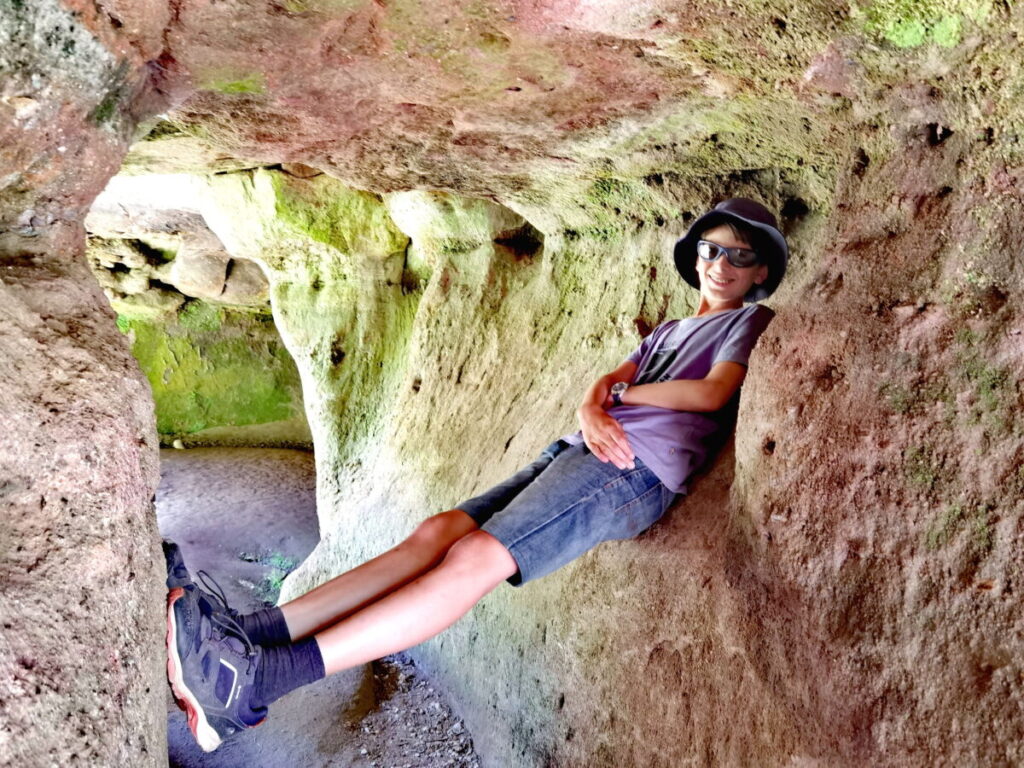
[754,264,769,284]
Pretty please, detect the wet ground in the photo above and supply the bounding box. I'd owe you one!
[156,447,480,768]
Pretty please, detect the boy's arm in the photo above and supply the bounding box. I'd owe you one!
[576,360,638,470]
[619,361,747,412]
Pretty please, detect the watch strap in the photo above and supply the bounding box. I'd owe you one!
[611,382,627,407]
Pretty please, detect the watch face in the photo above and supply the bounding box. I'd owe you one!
[611,382,627,395]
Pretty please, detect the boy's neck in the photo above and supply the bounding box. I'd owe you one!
[694,296,744,317]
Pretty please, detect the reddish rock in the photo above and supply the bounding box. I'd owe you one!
[3,0,1024,766]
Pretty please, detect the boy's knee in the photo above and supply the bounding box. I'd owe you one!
[407,509,477,550]
[443,530,515,573]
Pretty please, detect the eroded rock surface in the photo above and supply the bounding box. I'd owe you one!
[0,226,165,765]
[3,0,1024,766]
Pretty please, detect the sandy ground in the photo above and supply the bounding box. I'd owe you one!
[156,447,480,768]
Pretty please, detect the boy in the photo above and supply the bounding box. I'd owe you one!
[165,197,789,751]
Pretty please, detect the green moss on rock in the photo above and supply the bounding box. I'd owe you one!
[90,90,120,126]
[925,502,994,557]
[952,327,1011,432]
[271,174,409,256]
[579,177,676,238]
[178,300,223,332]
[200,72,266,94]
[120,305,304,439]
[857,0,993,48]
[931,14,963,46]
[879,381,913,414]
[904,444,939,488]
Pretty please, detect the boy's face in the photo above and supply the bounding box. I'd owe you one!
[694,223,769,305]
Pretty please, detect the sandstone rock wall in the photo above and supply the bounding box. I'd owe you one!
[4,0,1024,765]
[728,119,1024,766]
[2,0,171,764]
[0,226,165,766]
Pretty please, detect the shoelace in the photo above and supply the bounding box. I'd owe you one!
[196,570,240,620]
[209,610,260,674]
[194,572,256,673]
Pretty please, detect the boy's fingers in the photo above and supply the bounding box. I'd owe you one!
[591,439,623,467]
[583,436,606,462]
[601,425,633,461]
[601,435,632,468]
[610,442,634,469]
[612,433,633,460]
[590,417,633,469]
[608,445,629,466]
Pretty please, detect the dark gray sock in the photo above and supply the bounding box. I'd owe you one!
[251,636,326,709]
[238,606,292,646]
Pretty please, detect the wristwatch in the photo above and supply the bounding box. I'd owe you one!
[610,381,629,407]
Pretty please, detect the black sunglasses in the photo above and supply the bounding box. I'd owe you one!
[696,239,760,268]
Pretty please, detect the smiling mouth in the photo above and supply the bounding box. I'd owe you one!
[707,274,734,287]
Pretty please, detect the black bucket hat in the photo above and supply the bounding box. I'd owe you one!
[673,197,789,302]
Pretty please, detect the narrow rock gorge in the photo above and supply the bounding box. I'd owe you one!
[2,1,1022,766]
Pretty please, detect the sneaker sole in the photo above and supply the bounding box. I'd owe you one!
[166,587,222,752]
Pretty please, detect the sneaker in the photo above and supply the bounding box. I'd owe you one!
[162,540,241,622]
[166,585,267,751]
[162,539,193,590]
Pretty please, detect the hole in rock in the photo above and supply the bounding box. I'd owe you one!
[330,342,346,366]
[130,238,175,266]
[927,123,954,146]
[780,196,809,224]
[494,221,544,260]
[147,278,179,293]
[852,147,870,177]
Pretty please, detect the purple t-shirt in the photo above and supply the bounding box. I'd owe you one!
[562,304,775,493]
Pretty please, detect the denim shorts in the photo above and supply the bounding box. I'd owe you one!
[455,439,678,586]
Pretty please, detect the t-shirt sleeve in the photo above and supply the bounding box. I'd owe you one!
[625,339,648,365]
[712,306,775,367]
[625,322,667,365]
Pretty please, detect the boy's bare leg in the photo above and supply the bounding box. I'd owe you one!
[315,529,518,675]
[280,509,479,640]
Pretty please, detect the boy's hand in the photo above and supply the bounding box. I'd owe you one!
[577,404,635,470]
